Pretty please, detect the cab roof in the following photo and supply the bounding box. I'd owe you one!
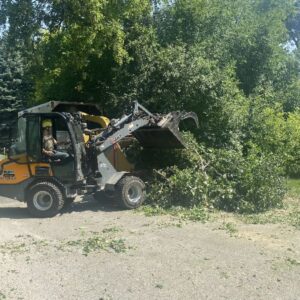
[19,101,102,117]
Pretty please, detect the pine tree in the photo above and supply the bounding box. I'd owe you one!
[0,40,31,149]
[0,43,28,112]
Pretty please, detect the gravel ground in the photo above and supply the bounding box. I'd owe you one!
[0,196,299,300]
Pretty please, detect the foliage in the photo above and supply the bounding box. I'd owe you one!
[0,40,31,149]
[31,0,152,108]
[0,0,299,213]
[145,133,286,213]
[154,0,294,95]
[239,179,300,229]
[249,104,300,177]
[286,0,300,49]
[139,205,209,222]
[124,44,248,144]
[287,178,300,197]
[284,112,300,176]
[0,41,29,112]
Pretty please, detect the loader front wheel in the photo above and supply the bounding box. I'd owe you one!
[115,176,145,209]
[27,181,65,218]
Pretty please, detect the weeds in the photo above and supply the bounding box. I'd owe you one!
[286,257,300,267]
[219,271,229,279]
[0,292,6,299]
[239,195,300,229]
[102,227,122,234]
[0,242,28,255]
[0,231,129,257]
[218,222,238,236]
[59,228,128,256]
[155,284,163,289]
[139,205,209,222]
[61,232,128,256]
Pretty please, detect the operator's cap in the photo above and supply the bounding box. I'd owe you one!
[42,119,53,128]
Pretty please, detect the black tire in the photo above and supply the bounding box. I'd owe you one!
[26,181,65,218]
[115,176,145,209]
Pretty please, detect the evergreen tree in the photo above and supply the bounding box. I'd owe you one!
[0,46,25,112]
[0,40,31,148]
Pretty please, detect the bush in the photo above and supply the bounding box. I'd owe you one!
[143,133,286,213]
[249,105,300,177]
[212,147,286,212]
[285,112,300,177]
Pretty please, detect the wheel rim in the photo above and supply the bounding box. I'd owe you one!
[126,183,143,204]
[33,191,53,211]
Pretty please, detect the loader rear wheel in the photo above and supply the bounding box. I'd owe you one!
[27,181,65,218]
[115,176,145,209]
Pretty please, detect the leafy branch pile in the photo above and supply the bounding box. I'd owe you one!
[136,133,286,213]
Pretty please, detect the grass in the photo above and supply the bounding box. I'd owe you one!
[286,257,300,267]
[0,292,6,300]
[138,205,209,222]
[239,179,300,229]
[286,178,300,196]
[218,222,238,236]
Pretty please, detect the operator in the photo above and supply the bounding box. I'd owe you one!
[42,119,69,160]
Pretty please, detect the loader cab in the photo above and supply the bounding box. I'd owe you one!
[9,112,86,184]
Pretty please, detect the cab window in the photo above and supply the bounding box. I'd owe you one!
[9,117,27,159]
[27,115,41,161]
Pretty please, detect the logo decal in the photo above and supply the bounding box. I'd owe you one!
[2,170,16,180]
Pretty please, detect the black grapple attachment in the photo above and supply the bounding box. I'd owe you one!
[133,110,199,149]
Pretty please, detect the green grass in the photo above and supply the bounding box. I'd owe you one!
[138,205,209,222]
[0,292,6,300]
[218,222,238,236]
[287,178,300,197]
[239,179,300,229]
[286,257,300,267]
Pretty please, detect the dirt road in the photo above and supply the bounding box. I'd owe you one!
[0,196,299,300]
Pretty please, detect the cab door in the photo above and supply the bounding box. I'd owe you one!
[26,115,42,163]
[44,114,77,183]
[26,115,53,177]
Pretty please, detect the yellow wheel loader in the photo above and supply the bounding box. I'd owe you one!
[0,101,198,217]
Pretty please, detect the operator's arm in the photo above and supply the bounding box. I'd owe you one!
[42,136,55,156]
[42,148,54,156]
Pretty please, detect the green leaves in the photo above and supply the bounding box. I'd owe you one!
[146,133,286,213]
[27,0,153,105]
[0,0,298,213]
[0,42,29,112]
[249,105,300,177]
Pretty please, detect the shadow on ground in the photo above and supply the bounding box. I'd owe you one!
[0,196,121,220]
